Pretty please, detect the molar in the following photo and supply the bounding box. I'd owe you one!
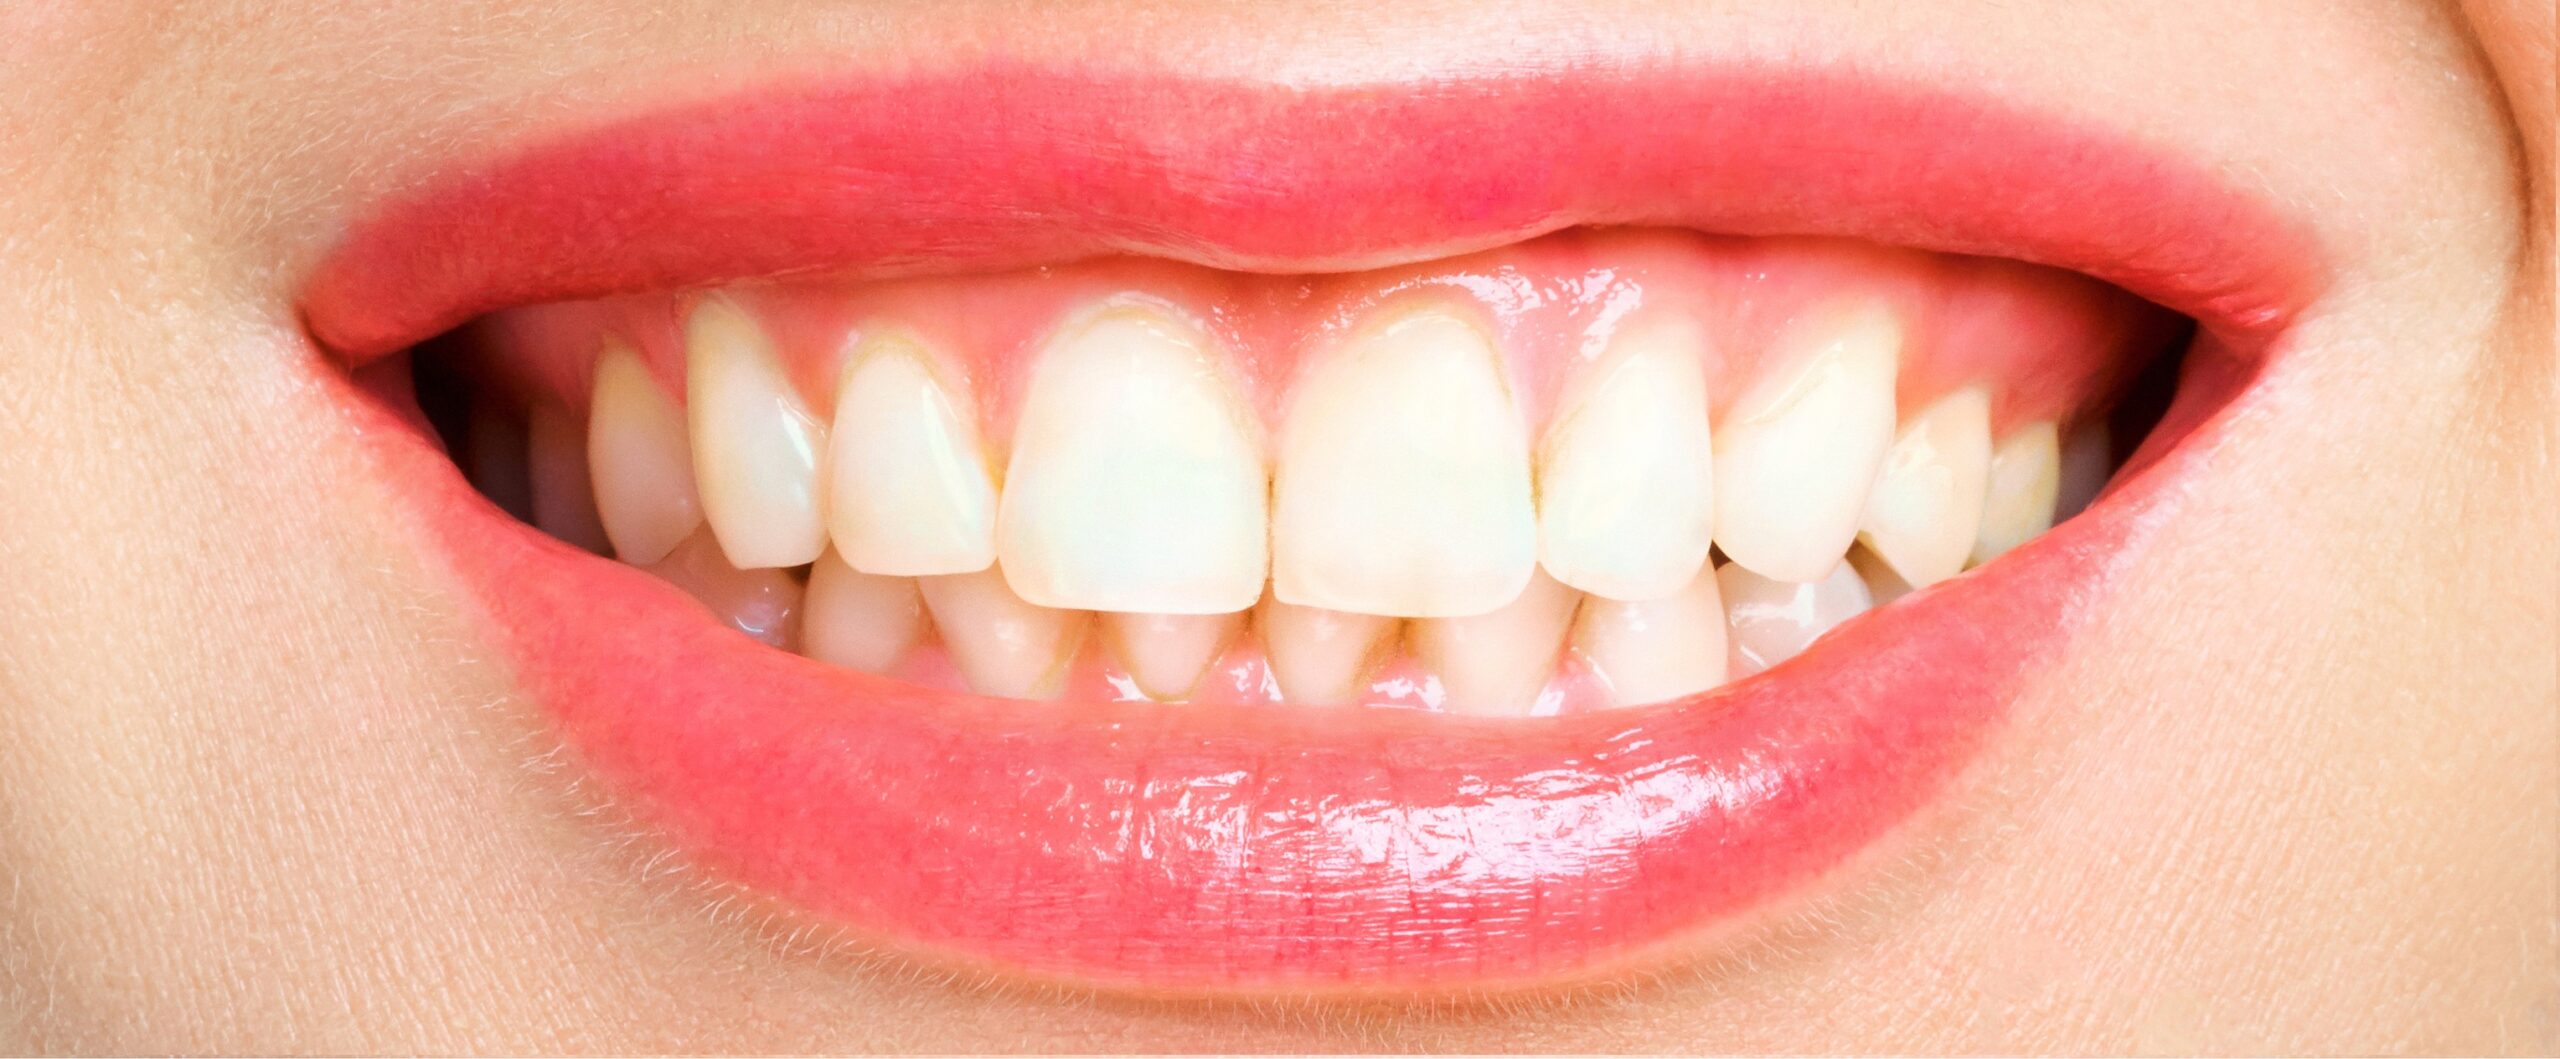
[1537,314,1717,601]
[685,298,829,569]
[1711,301,1901,584]
[825,331,1001,577]
[1857,387,1992,587]
[587,342,704,565]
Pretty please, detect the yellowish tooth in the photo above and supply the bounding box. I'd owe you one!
[2054,418,2112,521]
[527,403,610,554]
[685,297,828,569]
[1971,421,2062,565]
[1845,544,1915,606]
[1253,595,1398,705]
[643,529,804,650]
[801,550,924,673]
[918,567,1089,699]
[1537,314,1716,601]
[1572,566,1728,708]
[1104,611,1243,700]
[1412,569,1580,716]
[1717,559,1873,679]
[1273,305,1535,618]
[587,343,704,564]
[824,332,1000,576]
[1712,302,1901,583]
[998,306,1268,614]
[1857,387,1992,587]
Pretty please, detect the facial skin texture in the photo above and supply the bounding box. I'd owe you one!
[0,0,2549,1052]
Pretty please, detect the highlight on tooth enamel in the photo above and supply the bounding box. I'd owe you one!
[644,529,805,650]
[1537,313,1717,601]
[825,331,1001,577]
[1712,301,1902,584]
[685,297,829,569]
[998,305,1269,614]
[802,550,925,673]
[1411,568,1580,716]
[1972,421,2063,565]
[587,342,706,565]
[918,567,1090,699]
[1273,305,1535,618]
[1718,558,1873,679]
[1253,594,1399,705]
[2054,418,2112,521]
[1857,387,1992,587]
[1572,566,1728,708]
[1104,611,1244,700]
[526,403,610,554]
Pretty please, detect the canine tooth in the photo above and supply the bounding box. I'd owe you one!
[1104,611,1243,700]
[2054,419,2112,521]
[1273,306,1535,617]
[527,403,610,553]
[1717,559,1872,679]
[1254,596,1397,705]
[644,530,804,650]
[1845,544,1915,606]
[1412,569,1579,716]
[1972,421,2062,564]
[1537,315,1716,601]
[686,297,828,569]
[1572,567,1727,708]
[802,550,924,673]
[999,307,1267,613]
[1712,302,1900,583]
[1857,387,1991,587]
[825,332,1000,576]
[588,344,704,564]
[918,567,1089,699]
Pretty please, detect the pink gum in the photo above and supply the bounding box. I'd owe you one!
[467,230,2177,439]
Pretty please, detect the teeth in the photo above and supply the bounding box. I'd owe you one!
[1971,421,2062,565]
[526,403,610,554]
[1712,302,1901,583]
[998,306,1268,614]
[685,298,829,569]
[802,550,925,673]
[1273,306,1536,617]
[1845,544,1915,606]
[917,567,1089,699]
[2054,419,2112,521]
[1856,387,1992,587]
[1571,566,1728,708]
[824,332,1000,576]
[1254,595,1398,704]
[1104,611,1243,700]
[1537,315,1716,601]
[1411,569,1580,716]
[643,529,805,650]
[1717,559,1873,679]
[587,343,705,564]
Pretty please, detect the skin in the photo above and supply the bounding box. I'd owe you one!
[0,0,2549,1052]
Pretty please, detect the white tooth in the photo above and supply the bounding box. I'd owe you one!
[1856,387,1991,587]
[1711,302,1901,583]
[917,567,1089,699]
[523,403,610,553]
[824,332,1000,576]
[802,549,924,673]
[1971,422,2062,565]
[686,297,828,569]
[1717,559,1872,679]
[1537,315,1716,601]
[1104,611,1243,700]
[2054,418,2112,521]
[1273,306,1535,618]
[644,529,804,650]
[1572,567,1728,708]
[588,343,705,564]
[1412,569,1579,716]
[998,306,1267,613]
[1253,596,1398,705]
[1845,544,1915,606]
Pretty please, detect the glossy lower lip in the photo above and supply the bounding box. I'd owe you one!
[306,63,2321,993]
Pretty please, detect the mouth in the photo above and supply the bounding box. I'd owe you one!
[303,63,2322,994]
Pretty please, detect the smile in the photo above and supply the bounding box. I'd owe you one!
[302,62,2323,994]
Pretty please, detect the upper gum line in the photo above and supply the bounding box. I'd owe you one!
[471,229,2159,714]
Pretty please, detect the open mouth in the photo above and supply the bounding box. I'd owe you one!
[303,65,2322,994]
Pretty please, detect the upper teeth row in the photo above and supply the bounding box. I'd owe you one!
[581,292,2089,623]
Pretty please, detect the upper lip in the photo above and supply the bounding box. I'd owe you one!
[306,59,2324,993]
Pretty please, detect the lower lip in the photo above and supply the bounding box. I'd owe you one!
[308,64,2312,991]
